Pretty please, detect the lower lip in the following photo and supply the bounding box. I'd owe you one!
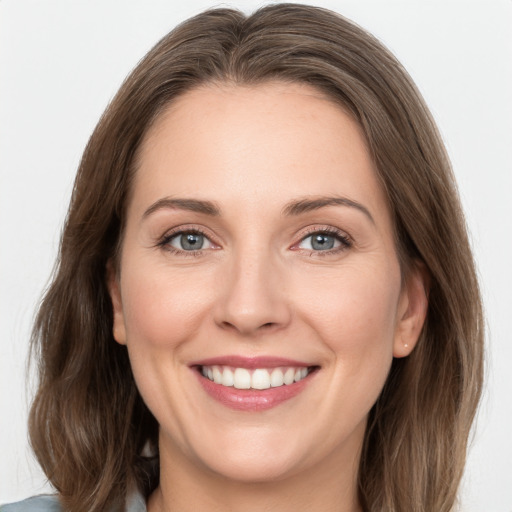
[195,369,316,411]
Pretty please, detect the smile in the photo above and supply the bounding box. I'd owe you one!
[200,365,312,390]
[193,357,319,411]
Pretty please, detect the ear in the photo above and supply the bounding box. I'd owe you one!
[393,261,429,358]
[106,260,127,345]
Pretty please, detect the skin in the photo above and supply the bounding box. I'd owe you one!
[108,82,428,512]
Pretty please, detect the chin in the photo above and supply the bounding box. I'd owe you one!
[203,453,303,484]
[180,426,309,483]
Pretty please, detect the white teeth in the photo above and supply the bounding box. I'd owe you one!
[212,366,222,384]
[270,368,284,387]
[294,367,308,382]
[201,365,311,389]
[252,369,271,390]
[221,367,234,387]
[233,368,251,389]
[283,368,295,385]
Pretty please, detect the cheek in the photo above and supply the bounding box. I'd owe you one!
[280,259,402,453]
[118,260,219,429]
[120,261,217,349]
[295,258,401,378]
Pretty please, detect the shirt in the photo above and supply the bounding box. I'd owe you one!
[0,491,147,512]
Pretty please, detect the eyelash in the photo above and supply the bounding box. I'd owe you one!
[157,227,215,257]
[157,226,352,257]
[294,227,352,257]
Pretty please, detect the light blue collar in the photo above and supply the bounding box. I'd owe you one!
[126,490,147,512]
[0,491,147,512]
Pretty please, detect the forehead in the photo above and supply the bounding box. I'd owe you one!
[131,81,390,226]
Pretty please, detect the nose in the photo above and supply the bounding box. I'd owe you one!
[214,249,292,337]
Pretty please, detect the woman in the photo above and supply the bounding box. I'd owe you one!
[2,3,483,512]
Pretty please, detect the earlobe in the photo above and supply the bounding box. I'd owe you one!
[393,261,429,358]
[106,260,127,345]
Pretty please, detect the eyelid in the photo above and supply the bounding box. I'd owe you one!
[290,225,353,253]
[155,224,352,256]
[168,232,215,250]
[157,224,221,253]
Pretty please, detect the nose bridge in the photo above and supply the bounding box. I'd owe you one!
[215,241,290,335]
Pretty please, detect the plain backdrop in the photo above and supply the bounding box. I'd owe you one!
[1,0,511,510]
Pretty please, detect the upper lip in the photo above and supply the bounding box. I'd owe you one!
[190,355,314,369]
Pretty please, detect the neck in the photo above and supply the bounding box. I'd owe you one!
[148,429,363,512]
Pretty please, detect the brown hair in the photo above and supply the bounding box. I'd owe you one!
[29,4,484,511]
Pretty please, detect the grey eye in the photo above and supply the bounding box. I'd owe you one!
[169,232,210,251]
[311,234,335,250]
[299,232,342,251]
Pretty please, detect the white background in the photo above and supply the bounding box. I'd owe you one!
[1,0,511,509]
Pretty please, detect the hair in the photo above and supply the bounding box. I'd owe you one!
[28,4,484,512]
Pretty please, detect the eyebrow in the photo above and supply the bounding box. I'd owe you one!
[142,195,374,224]
[282,196,375,224]
[142,197,221,219]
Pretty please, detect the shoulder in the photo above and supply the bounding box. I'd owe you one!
[0,495,63,512]
[1,491,146,512]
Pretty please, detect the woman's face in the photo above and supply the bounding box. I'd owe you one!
[109,82,426,484]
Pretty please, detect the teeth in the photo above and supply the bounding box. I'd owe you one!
[283,368,295,385]
[221,367,234,387]
[270,368,284,387]
[212,366,222,384]
[201,365,311,389]
[252,369,270,390]
[233,368,251,389]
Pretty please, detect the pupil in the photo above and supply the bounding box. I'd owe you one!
[312,234,334,250]
[181,233,203,250]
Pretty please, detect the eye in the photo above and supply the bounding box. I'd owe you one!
[297,230,351,252]
[165,230,215,252]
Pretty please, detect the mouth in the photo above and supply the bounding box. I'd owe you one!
[198,364,316,390]
[191,357,320,411]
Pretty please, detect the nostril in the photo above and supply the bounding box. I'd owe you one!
[218,320,279,335]
[220,321,236,331]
